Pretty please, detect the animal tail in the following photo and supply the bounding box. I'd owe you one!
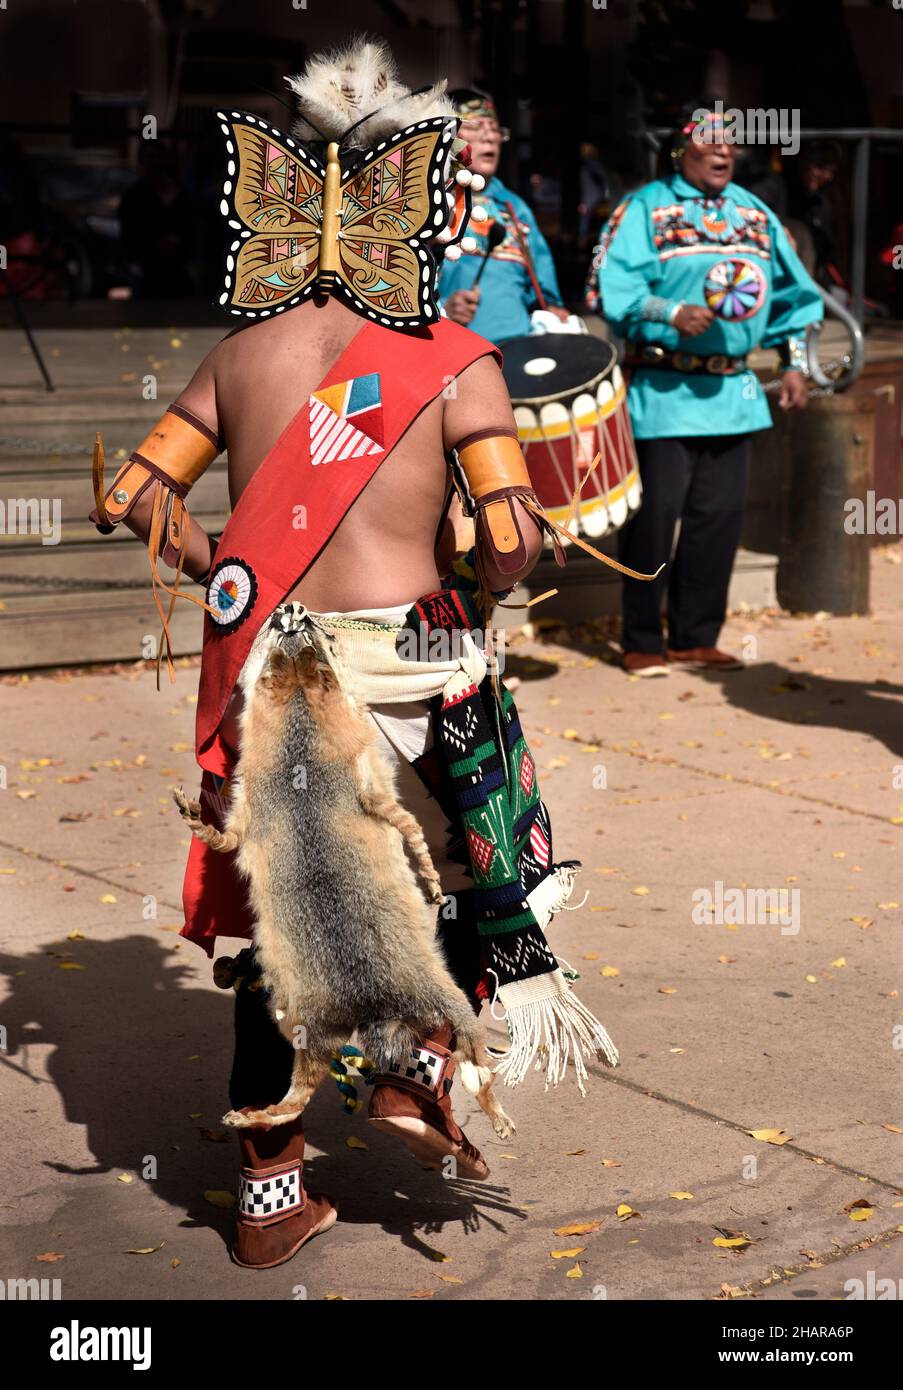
[171,785,241,853]
[357,1018,422,1074]
[360,789,443,905]
[445,1001,494,1097]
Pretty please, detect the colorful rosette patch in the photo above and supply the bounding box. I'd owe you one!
[703,257,766,320]
[206,557,258,633]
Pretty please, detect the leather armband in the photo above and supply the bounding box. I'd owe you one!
[89,405,222,687]
[90,404,221,531]
[452,429,540,579]
[449,428,664,608]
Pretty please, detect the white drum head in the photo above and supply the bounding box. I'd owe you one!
[581,503,610,538]
[538,401,572,430]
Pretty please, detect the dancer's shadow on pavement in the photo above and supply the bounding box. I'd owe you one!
[0,934,522,1259]
[664,661,903,762]
[526,620,903,760]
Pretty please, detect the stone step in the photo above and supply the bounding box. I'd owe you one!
[0,583,206,669]
[0,464,230,523]
[500,547,778,626]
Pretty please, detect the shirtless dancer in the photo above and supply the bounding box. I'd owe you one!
[90,41,560,1269]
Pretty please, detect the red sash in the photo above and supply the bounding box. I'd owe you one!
[195,316,499,776]
[181,316,499,954]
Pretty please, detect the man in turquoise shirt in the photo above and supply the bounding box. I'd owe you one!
[590,106,823,675]
[439,88,569,343]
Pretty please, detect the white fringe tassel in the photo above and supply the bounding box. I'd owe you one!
[527,862,582,930]
[490,968,619,1096]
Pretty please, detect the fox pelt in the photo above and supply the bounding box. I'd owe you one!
[173,632,512,1139]
[286,35,455,149]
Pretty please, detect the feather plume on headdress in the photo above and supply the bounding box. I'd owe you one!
[286,36,456,149]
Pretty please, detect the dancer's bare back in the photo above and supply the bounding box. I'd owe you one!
[123,296,540,608]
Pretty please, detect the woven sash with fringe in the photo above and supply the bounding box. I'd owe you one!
[402,585,619,1093]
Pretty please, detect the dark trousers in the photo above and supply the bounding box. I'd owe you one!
[618,434,751,653]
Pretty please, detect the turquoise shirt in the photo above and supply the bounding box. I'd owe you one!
[438,176,563,344]
[591,174,823,438]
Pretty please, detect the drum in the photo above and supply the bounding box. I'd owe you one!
[500,334,641,542]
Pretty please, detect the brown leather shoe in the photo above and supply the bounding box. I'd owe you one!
[230,1115,337,1269]
[368,1024,490,1181]
[623,650,670,677]
[666,646,743,670]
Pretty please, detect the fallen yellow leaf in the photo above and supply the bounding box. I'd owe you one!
[831,957,847,969]
[748,1129,793,1146]
[669,1192,694,1200]
[616,1204,639,1220]
[125,1244,165,1255]
[346,1135,368,1150]
[600,965,620,978]
[551,1247,586,1258]
[713,1236,751,1250]
[631,885,650,896]
[553,1221,602,1236]
[565,1263,584,1278]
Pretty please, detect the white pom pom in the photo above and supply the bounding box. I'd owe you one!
[444,244,462,261]
[470,173,486,192]
[461,236,478,252]
[470,205,488,223]
[455,169,473,186]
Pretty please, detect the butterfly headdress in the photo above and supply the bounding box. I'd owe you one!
[215,37,486,330]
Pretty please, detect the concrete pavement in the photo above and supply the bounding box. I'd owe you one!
[1,551,902,1302]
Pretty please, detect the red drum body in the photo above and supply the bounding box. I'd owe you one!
[500,335,641,542]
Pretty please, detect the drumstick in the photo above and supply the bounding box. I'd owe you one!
[504,199,547,310]
[472,221,506,286]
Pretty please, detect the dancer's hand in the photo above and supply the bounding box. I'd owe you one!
[445,289,481,325]
[673,304,714,336]
[778,370,809,410]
